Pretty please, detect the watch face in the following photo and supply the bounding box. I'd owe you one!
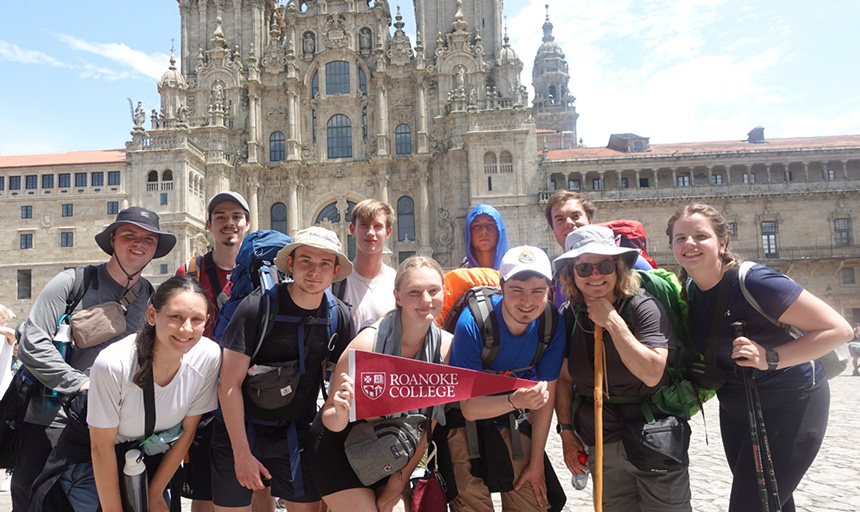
[767,349,779,364]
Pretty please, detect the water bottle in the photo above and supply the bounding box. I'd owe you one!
[572,452,589,490]
[122,449,149,512]
[45,323,72,398]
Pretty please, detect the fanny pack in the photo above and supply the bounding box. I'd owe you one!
[621,415,690,473]
[243,363,301,409]
[345,414,428,486]
[70,279,144,349]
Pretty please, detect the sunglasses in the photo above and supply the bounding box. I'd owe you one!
[573,259,616,278]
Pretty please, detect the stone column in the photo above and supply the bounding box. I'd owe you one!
[180,1,190,75]
[726,165,732,186]
[653,168,659,189]
[803,162,810,182]
[416,83,428,153]
[377,83,389,156]
[615,170,623,189]
[634,169,641,188]
[765,163,772,183]
[842,160,849,180]
[249,179,260,230]
[377,170,390,205]
[597,171,606,191]
[671,167,677,187]
[287,170,299,236]
[707,166,713,185]
[417,163,433,257]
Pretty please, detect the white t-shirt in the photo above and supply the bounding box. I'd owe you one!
[88,334,221,443]
[343,265,397,332]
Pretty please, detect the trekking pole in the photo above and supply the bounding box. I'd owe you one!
[732,321,781,512]
[593,325,604,512]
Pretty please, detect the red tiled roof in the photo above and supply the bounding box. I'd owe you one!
[546,135,860,160]
[536,129,557,134]
[0,149,127,168]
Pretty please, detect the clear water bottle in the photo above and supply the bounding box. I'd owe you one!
[122,449,149,512]
[572,452,589,490]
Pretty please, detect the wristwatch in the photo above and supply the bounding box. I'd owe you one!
[765,348,779,371]
[556,423,574,434]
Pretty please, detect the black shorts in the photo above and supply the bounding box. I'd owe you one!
[181,414,214,500]
[210,415,320,507]
[307,414,389,496]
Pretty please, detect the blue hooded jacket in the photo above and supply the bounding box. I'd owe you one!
[463,204,509,270]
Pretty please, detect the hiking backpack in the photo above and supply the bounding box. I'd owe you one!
[184,252,231,310]
[441,285,559,376]
[596,219,657,269]
[212,229,340,358]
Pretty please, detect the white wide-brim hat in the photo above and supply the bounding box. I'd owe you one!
[551,225,639,277]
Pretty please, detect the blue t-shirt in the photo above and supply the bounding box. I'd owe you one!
[688,263,813,392]
[450,295,566,381]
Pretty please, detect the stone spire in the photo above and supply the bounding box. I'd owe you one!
[542,4,554,42]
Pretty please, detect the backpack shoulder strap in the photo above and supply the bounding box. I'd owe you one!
[325,288,339,350]
[737,261,801,337]
[331,279,347,301]
[186,256,203,279]
[469,289,500,370]
[250,285,279,364]
[64,266,96,317]
[530,302,558,368]
[202,252,224,292]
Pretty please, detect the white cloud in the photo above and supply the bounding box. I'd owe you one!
[0,41,65,67]
[57,34,171,80]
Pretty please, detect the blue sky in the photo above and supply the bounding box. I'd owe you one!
[1,0,858,155]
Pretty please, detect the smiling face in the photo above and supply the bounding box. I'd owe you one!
[207,200,250,247]
[671,213,727,279]
[470,214,499,254]
[572,254,618,302]
[349,210,391,256]
[111,224,159,272]
[550,199,591,247]
[286,245,341,297]
[500,275,550,334]
[393,266,444,324]
[149,290,208,358]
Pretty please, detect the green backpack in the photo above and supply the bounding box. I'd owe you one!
[624,269,715,422]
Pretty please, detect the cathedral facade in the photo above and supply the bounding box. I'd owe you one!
[1,0,858,323]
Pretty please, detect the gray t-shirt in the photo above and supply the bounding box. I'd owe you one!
[18,264,152,427]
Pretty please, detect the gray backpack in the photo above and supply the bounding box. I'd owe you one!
[344,414,428,486]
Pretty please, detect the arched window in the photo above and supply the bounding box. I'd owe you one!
[397,196,415,242]
[499,151,513,173]
[147,171,158,182]
[311,71,319,98]
[271,202,287,234]
[483,152,498,174]
[316,200,357,258]
[549,85,557,99]
[395,124,411,155]
[162,170,173,181]
[327,114,352,158]
[325,61,350,95]
[270,131,285,162]
[358,67,367,96]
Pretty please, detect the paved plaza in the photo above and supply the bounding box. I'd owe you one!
[1,366,857,511]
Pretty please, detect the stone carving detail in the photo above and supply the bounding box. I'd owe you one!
[302,31,316,55]
[324,13,348,49]
[437,207,455,249]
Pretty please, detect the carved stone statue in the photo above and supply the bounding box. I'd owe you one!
[303,32,315,54]
[134,102,145,127]
[359,28,372,50]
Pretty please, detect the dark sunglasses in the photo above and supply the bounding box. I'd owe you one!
[574,259,616,278]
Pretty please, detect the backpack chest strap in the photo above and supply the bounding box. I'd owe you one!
[273,314,331,374]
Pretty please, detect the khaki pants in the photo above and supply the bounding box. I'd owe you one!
[447,426,547,512]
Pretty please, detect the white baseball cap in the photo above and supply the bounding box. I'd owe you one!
[499,246,552,282]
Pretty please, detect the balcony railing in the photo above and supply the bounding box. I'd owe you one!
[649,245,860,267]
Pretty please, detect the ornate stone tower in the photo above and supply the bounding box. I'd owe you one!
[125,0,539,270]
[532,4,578,139]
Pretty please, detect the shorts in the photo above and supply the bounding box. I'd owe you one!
[210,416,320,507]
[306,414,389,496]
[181,414,214,500]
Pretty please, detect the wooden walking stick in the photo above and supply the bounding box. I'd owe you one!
[593,325,605,512]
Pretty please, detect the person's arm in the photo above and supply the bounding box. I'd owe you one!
[91,426,123,512]
[460,380,549,422]
[733,289,854,370]
[554,360,585,476]
[375,425,433,512]
[585,297,667,387]
[0,325,15,346]
[18,270,89,392]
[514,379,557,509]
[148,414,202,512]
[321,327,376,432]
[218,348,271,490]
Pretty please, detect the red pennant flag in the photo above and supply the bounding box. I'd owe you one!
[348,349,536,421]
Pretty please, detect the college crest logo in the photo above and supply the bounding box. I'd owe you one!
[360,372,386,400]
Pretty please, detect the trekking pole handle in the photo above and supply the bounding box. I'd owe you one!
[732,321,749,360]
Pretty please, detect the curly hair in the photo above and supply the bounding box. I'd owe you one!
[557,256,641,306]
[132,276,209,388]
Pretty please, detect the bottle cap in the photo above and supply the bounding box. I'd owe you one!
[577,452,588,465]
[123,448,146,476]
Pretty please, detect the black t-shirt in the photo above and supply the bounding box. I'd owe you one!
[221,284,353,422]
[566,289,673,445]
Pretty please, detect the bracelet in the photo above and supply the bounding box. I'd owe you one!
[507,393,517,410]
